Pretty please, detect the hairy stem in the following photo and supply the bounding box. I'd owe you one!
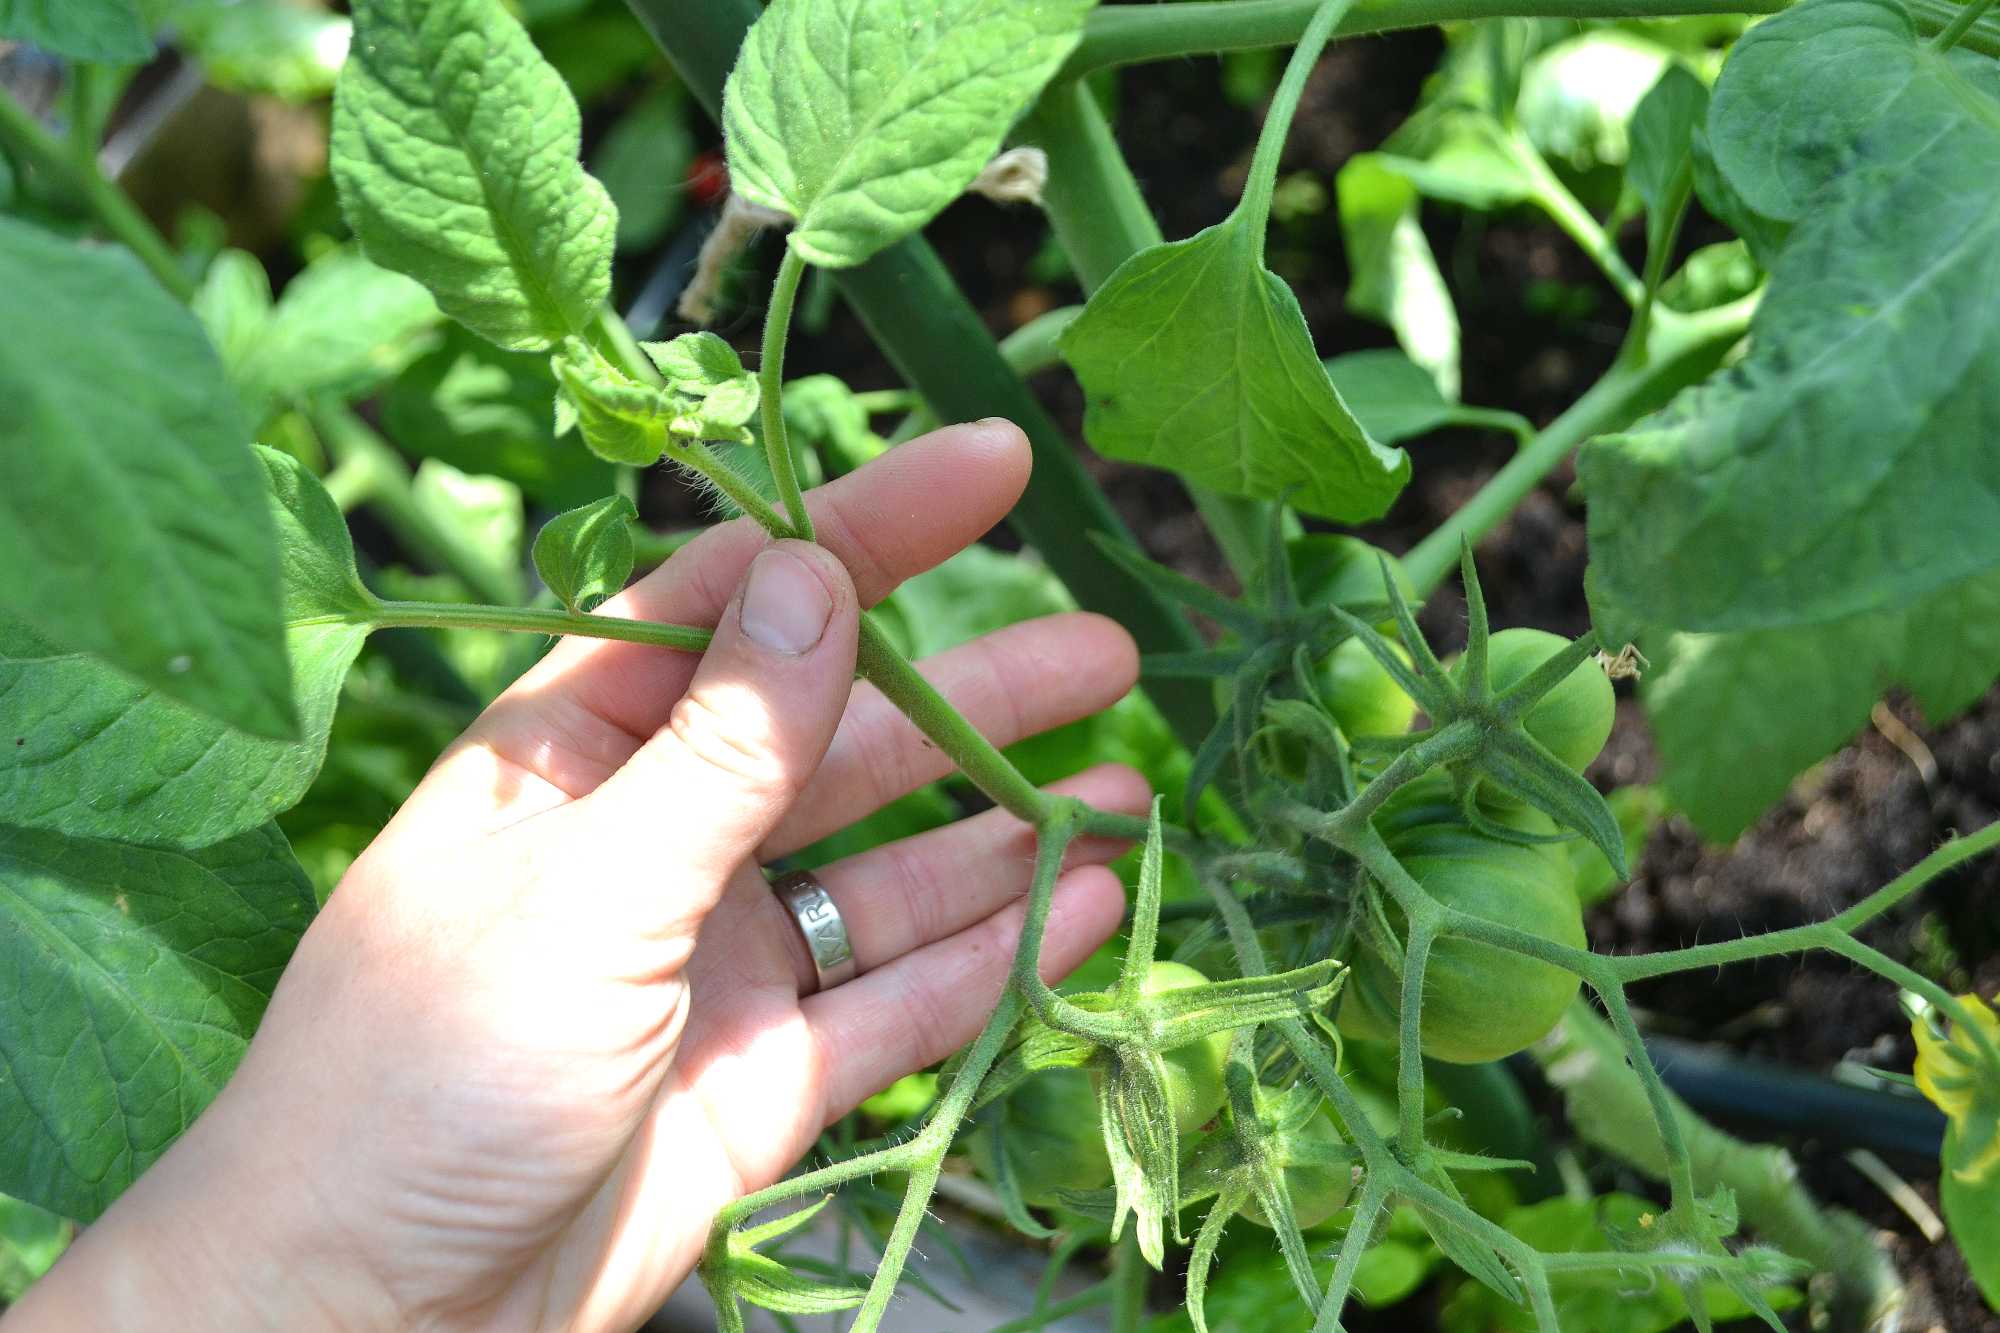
[368,601,712,652]
[1240,0,1356,262]
[760,246,814,540]
[855,617,1053,826]
[1022,79,1289,588]
[1510,131,1645,307]
[0,86,194,300]
[664,439,788,533]
[1108,1231,1148,1333]
[1396,914,1441,1149]
[987,1282,1114,1333]
[1403,294,1757,595]
[589,304,664,386]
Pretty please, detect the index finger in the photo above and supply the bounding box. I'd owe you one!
[425,420,1035,818]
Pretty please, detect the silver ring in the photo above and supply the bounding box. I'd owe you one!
[770,869,857,994]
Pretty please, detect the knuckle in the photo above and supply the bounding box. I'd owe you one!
[665,686,796,798]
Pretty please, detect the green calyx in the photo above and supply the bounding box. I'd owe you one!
[1334,543,1628,879]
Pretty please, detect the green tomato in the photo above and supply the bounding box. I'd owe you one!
[1242,1102,1353,1230]
[1141,960,1234,1134]
[1288,535,1416,625]
[1338,780,1585,1064]
[966,1067,1110,1207]
[1317,636,1417,739]
[1481,628,1615,773]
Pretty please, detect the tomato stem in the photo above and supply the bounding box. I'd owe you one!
[760,245,814,540]
[367,601,712,652]
[0,85,194,301]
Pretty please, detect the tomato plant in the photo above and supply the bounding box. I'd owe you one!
[4,0,2000,1327]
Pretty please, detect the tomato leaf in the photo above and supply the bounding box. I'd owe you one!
[197,248,439,426]
[244,250,439,412]
[1517,30,1675,172]
[173,0,354,102]
[1943,1126,2000,1310]
[1324,350,1456,445]
[1642,567,2000,841]
[722,0,1093,269]
[1626,63,1708,279]
[1584,0,2000,642]
[1337,154,1460,398]
[331,0,616,351]
[0,218,296,741]
[1375,114,1538,210]
[590,84,692,252]
[0,1191,70,1301]
[0,821,314,1221]
[0,449,377,850]
[0,0,149,61]
[381,326,616,510]
[1061,209,1410,522]
[533,495,638,614]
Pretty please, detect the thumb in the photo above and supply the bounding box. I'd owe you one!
[578,539,859,907]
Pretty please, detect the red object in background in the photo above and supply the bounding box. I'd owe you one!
[687,150,729,207]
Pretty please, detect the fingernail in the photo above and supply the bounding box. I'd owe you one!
[740,547,832,654]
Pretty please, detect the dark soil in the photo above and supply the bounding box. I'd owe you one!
[664,36,2000,1333]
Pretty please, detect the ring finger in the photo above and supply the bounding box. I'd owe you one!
[765,763,1148,994]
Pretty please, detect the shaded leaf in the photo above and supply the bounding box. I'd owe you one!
[591,83,692,251]
[1643,568,2000,840]
[1626,63,1708,277]
[0,0,149,61]
[332,0,615,350]
[247,249,439,411]
[0,822,314,1221]
[1942,1127,2000,1310]
[1337,154,1460,398]
[0,449,376,849]
[1324,350,1455,445]
[1584,0,2000,640]
[173,0,353,101]
[0,1190,70,1301]
[381,325,615,509]
[1517,30,1675,171]
[200,248,440,425]
[722,0,1093,268]
[0,217,294,741]
[1376,116,1537,210]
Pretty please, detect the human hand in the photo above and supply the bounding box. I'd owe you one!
[10,421,1146,1331]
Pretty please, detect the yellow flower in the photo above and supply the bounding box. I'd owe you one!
[1912,993,2000,1184]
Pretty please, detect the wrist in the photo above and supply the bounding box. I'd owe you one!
[4,1077,396,1330]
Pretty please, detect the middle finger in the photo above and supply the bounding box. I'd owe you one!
[763,764,1149,993]
[760,611,1139,860]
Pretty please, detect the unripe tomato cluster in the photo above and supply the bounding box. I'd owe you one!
[1337,630,1616,1063]
[968,554,1622,1218]
[966,961,1231,1205]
